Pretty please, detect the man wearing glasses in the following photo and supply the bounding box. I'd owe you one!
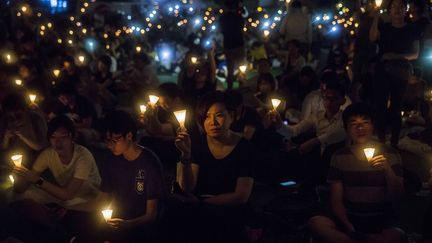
[73,110,164,242]
[10,115,101,242]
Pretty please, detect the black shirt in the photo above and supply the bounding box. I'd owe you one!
[219,11,245,50]
[100,147,165,219]
[192,137,254,196]
[378,23,419,59]
[230,106,261,134]
[51,95,97,124]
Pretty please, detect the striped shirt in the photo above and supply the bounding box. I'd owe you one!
[327,145,403,215]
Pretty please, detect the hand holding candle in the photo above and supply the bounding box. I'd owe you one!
[29,94,37,103]
[174,109,187,129]
[363,148,375,162]
[11,154,23,167]
[102,209,113,221]
[239,65,247,74]
[271,98,282,111]
[139,105,147,114]
[148,95,159,106]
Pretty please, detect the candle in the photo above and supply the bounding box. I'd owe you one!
[263,30,270,37]
[174,109,187,128]
[148,95,159,106]
[15,79,23,86]
[190,56,198,64]
[239,65,247,73]
[375,0,383,7]
[101,209,113,221]
[271,98,281,110]
[78,55,85,63]
[29,94,37,103]
[9,175,14,184]
[401,111,404,117]
[136,46,142,53]
[53,69,60,77]
[363,148,375,162]
[11,154,23,167]
[139,105,147,114]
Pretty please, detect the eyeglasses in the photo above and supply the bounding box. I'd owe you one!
[105,135,123,145]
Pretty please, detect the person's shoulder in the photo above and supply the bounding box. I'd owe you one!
[74,145,96,160]
[379,144,400,156]
[138,146,162,166]
[38,147,56,158]
[304,89,320,100]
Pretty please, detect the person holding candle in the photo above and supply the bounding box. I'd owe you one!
[171,91,254,242]
[0,93,47,163]
[7,115,101,242]
[71,111,164,242]
[369,0,420,147]
[308,103,405,243]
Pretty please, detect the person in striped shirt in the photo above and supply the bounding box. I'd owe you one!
[308,103,405,243]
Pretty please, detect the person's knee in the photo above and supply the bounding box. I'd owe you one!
[308,215,331,231]
[382,228,407,243]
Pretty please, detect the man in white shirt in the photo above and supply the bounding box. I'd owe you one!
[12,115,101,207]
[301,70,351,120]
[268,81,347,155]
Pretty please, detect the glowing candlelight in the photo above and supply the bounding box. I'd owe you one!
[239,65,247,73]
[11,154,23,167]
[101,209,113,221]
[174,110,187,128]
[190,56,198,64]
[375,0,383,7]
[136,46,142,53]
[9,175,14,184]
[5,53,11,63]
[78,55,85,63]
[53,69,60,77]
[15,79,23,86]
[140,105,147,114]
[363,148,375,162]
[401,111,404,116]
[271,98,282,110]
[263,30,270,37]
[29,94,37,103]
[149,95,159,106]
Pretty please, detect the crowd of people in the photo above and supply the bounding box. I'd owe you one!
[1,0,432,242]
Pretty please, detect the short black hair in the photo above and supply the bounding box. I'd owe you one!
[47,115,76,138]
[2,93,27,112]
[387,0,408,11]
[256,72,277,91]
[342,103,373,128]
[320,70,339,85]
[98,55,112,69]
[225,90,243,112]
[291,0,302,8]
[158,83,181,99]
[325,79,346,97]
[196,91,228,127]
[104,110,137,140]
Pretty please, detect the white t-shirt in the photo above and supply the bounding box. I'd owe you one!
[32,144,101,201]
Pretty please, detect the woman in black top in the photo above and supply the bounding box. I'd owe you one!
[173,91,254,242]
[369,0,419,147]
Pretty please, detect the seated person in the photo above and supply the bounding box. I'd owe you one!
[172,91,254,243]
[425,168,432,243]
[47,83,98,146]
[72,110,164,242]
[268,80,347,155]
[1,93,47,163]
[225,89,262,141]
[8,116,101,242]
[301,70,351,121]
[309,103,405,243]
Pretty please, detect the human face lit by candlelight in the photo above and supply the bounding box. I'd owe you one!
[389,0,406,20]
[204,103,232,139]
[50,128,73,156]
[347,116,373,145]
[105,132,132,156]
